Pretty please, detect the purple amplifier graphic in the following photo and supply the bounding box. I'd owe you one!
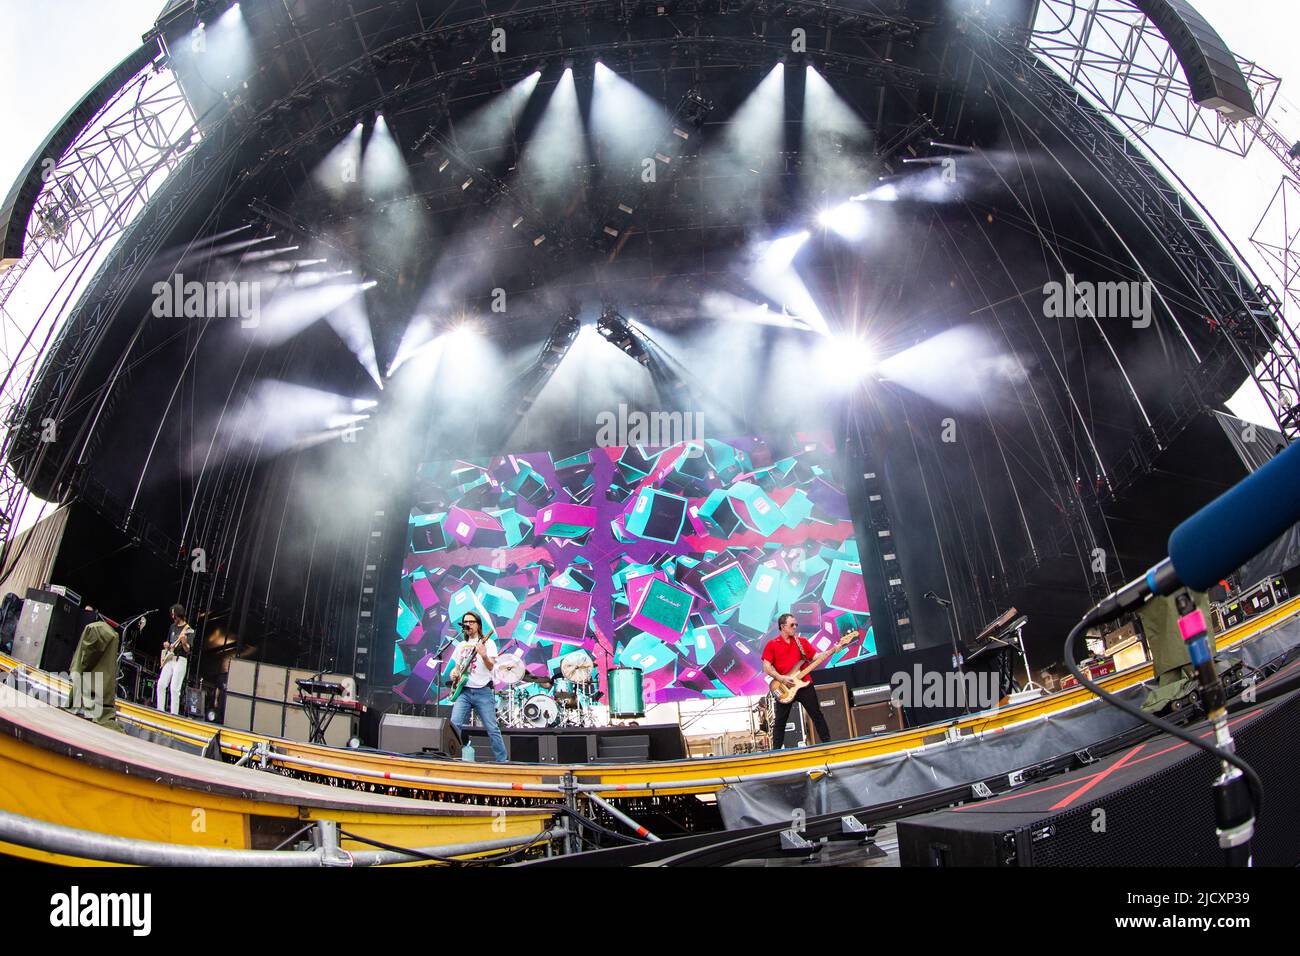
[393,436,876,703]
[538,586,593,644]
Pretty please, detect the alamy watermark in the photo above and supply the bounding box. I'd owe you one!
[50,886,151,936]
[1043,273,1152,328]
[6,671,106,719]
[151,273,261,328]
[595,403,704,456]
[7,671,105,717]
[890,664,1001,711]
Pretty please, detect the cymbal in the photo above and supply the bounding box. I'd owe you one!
[492,653,526,686]
[560,649,594,681]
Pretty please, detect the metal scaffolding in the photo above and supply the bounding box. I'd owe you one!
[0,60,198,555]
[1029,0,1280,156]
[1026,0,1300,440]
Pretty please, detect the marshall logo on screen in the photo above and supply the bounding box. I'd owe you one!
[537,586,593,644]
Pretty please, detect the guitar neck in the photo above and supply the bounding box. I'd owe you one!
[788,634,854,681]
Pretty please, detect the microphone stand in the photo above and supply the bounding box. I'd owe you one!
[110,608,156,704]
[1175,592,1254,866]
[431,633,457,718]
[927,592,970,715]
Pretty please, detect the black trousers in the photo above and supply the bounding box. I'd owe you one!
[772,684,832,749]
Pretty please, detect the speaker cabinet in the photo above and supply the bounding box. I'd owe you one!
[556,733,598,763]
[851,701,905,737]
[1132,0,1257,119]
[255,664,288,701]
[808,681,851,743]
[226,659,256,696]
[898,689,1300,866]
[223,694,252,730]
[252,700,285,737]
[12,588,82,671]
[379,713,462,757]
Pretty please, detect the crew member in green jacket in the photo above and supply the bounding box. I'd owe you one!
[68,619,123,732]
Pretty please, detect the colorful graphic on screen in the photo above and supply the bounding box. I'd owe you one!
[393,436,875,704]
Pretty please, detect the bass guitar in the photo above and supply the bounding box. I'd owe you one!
[768,630,857,705]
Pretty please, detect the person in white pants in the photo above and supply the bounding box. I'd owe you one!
[157,604,193,715]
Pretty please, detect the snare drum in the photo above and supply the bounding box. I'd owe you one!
[551,678,578,703]
[608,666,645,718]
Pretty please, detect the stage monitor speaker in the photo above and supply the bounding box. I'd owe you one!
[379,713,462,757]
[897,688,1300,866]
[556,733,598,764]
[12,588,82,672]
[1132,0,1257,119]
[809,681,851,743]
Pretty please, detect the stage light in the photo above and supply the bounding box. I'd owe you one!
[719,64,785,160]
[591,59,670,172]
[876,324,1027,410]
[361,114,411,195]
[446,322,481,348]
[817,335,876,388]
[757,230,810,271]
[518,67,588,203]
[817,200,869,239]
[252,279,375,346]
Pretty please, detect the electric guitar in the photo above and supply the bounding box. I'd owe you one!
[768,630,858,704]
[161,626,192,666]
[447,638,481,703]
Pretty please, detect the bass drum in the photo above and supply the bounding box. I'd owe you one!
[608,666,645,718]
[522,694,560,728]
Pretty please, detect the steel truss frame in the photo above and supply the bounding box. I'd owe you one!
[1029,0,1280,156]
[1025,0,1300,440]
[971,36,1300,595]
[0,60,199,556]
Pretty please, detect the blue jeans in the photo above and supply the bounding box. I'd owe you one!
[450,685,508,762]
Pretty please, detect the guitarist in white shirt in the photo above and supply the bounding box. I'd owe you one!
[447,612,508,762]
[761,613,836,749]
[156,604,193,716]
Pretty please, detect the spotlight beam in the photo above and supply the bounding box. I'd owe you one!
[410,99,582,266]
[590,80,713,257]
[249,197,395,281]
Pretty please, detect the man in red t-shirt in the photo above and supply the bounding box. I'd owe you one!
[761,613,833,748]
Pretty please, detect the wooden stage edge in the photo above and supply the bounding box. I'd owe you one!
[3,595,1298,830]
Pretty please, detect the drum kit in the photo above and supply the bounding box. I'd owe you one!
[490,648,605,728]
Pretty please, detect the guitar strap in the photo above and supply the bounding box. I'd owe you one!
[796,637,811,666]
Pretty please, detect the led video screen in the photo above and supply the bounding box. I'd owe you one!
[393,436,875,704]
